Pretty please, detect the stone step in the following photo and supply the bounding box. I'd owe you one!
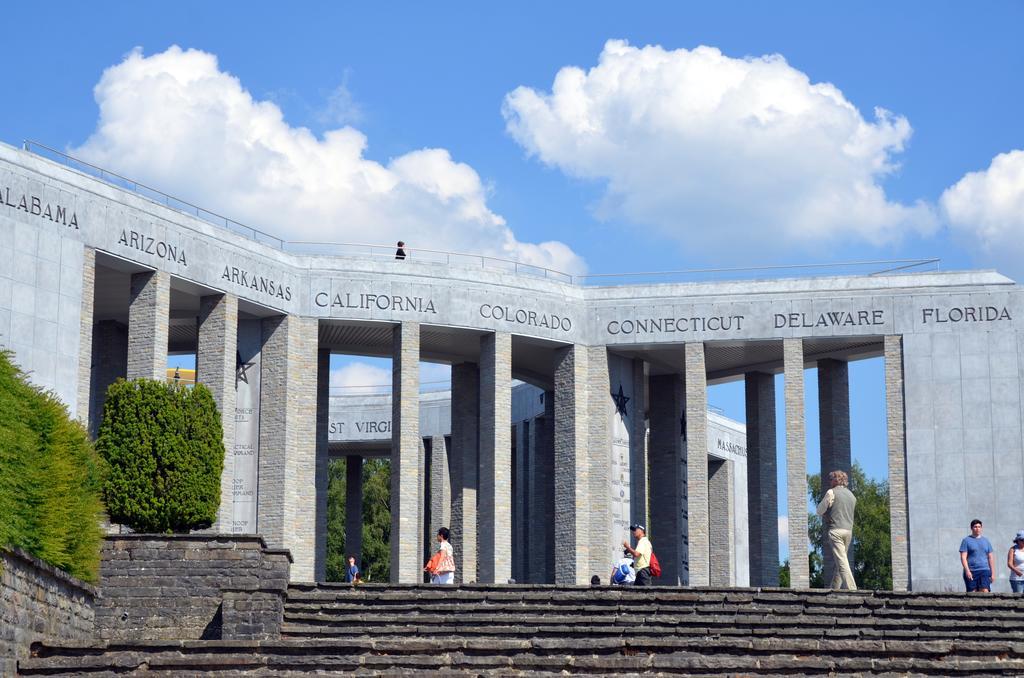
[278,622,1024,644]
[282,598,1024,621]
[284,585,1024,612]
[22,636,1024,675]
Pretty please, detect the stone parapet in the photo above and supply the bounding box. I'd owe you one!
[95,535,291,642]
[1,547,96,676]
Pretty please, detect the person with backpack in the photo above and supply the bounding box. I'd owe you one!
[623,524,656,586]
[610,549,636,585]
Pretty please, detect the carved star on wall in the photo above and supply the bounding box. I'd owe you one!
[236,350,255,387]
[611,384,630,417]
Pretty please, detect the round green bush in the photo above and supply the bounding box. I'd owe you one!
[96,379,224,533]
[0,350,105,582]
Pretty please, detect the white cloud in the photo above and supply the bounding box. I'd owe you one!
[941,149,1024,273]
[503,40,936,257]
[778,516,789,544]
[316,72,363,127]
[329,360,451,394]
[330,362,391,393]
[72,46,585,275]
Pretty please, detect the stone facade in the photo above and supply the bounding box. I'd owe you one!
[6,139,1024,591]
[96,535,290,642]
[1,548,96,676]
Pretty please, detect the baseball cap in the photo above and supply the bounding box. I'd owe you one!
[630,524,646,532]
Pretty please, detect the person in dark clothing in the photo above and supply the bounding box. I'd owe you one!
[395,241,406,260]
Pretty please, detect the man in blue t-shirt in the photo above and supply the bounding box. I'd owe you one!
[959,519,995,592]
[345,555,361,584]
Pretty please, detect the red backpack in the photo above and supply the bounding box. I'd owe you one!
[648,552,662,578]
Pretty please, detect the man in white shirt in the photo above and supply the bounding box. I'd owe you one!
[622,524,653,586]
[816,470,857,590]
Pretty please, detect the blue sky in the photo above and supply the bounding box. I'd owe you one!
[4,2,1022,556]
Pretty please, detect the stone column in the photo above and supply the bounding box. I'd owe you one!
[478,332,512,583]
[649,374,684,585]
[75,247,95,425]
[630,358,648,532]
[126,270,170,380]
[89,320,128,438]
[885,336,911,591]
[197,293,238,532]
[390,322,421,583]
[528,392,555,583]
[258,314,318,580]
[784,338,809,588]
[428,435,451,557]
[553,344,590,584]
[314,348,331,582]
[449,362,479,583]
[685,342,710,587]
[514,422,528,583]
[708,458,735,586]
[817,358,851,585]
[818,359,852,478]
[587,346,612,581]
[418,437,427,577]
[345,455,363,566]
[745,371,779,586]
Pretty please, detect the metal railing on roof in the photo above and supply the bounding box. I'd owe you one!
[23,140,940,286]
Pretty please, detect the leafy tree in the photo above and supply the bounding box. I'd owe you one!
[326,457,392,582]
[778,560,790,587]
[808,463,891,590]
[96,379,223,533]
[0,350,105,581]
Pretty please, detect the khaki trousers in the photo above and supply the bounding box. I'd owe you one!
[828,528,857,590]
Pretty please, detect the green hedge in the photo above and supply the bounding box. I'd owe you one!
[97,379,224,534]
[0,350,105,582]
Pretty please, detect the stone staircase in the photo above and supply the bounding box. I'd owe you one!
[21,584,1024,675]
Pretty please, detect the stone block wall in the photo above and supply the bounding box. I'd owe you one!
[1,547,96,676]
[96,535,290,641]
